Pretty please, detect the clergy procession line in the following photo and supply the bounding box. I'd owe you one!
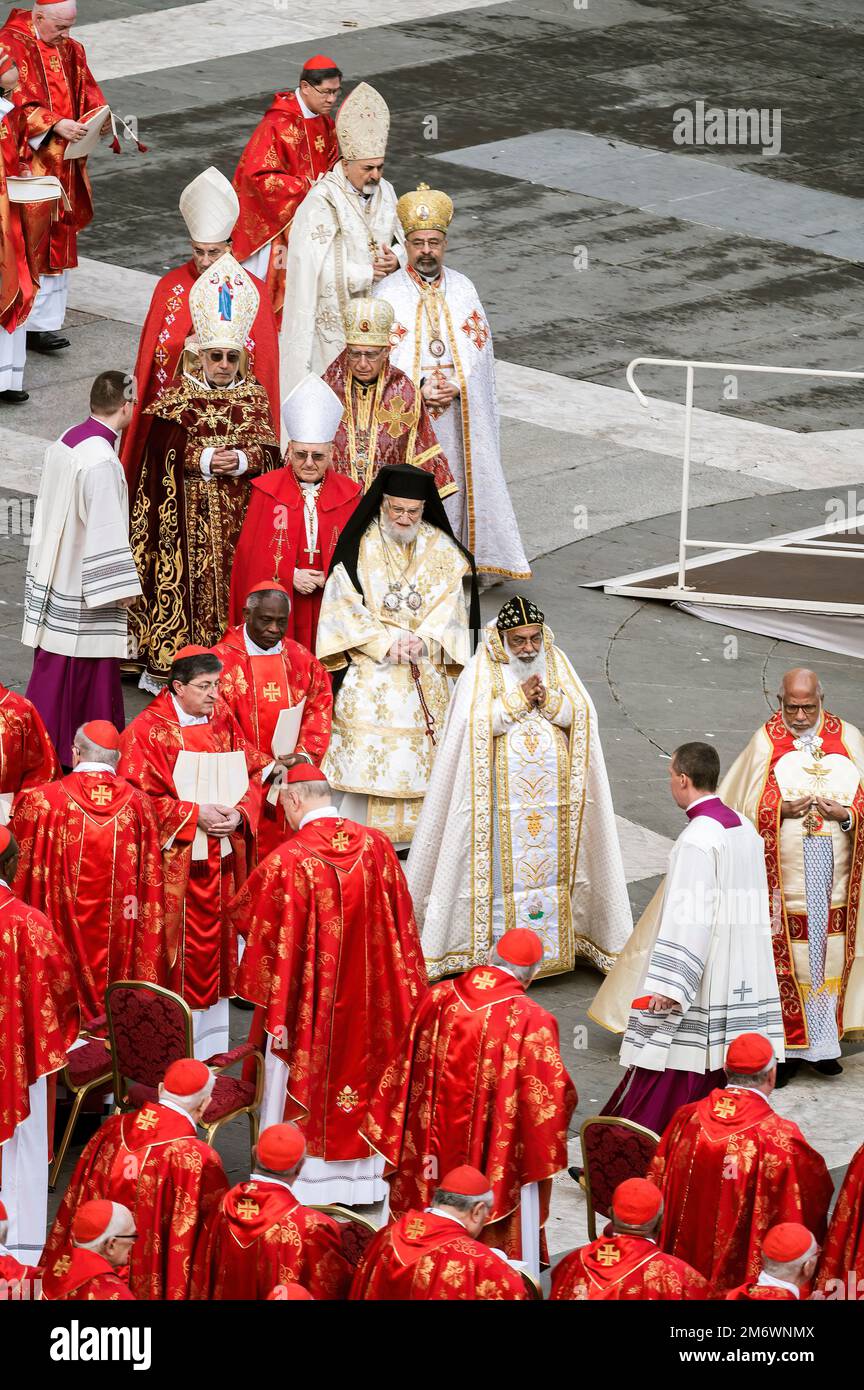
[0,3,862,1306]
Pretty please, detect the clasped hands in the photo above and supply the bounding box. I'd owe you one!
[520,673,547,708]
[293,568,326,595]
[780,795,847,823]
[197,803,241,837]
[371,243,399,282]
[208,448,242,476]
[388,633,426,665]
[421,371,459,407]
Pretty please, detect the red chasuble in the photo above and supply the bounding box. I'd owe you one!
[120,260,281,478]
[753,710,864,1048]
[363,965,576,1261]
[43,1101,228,1301]
[649,1086,833,1293]
[117,691,267,1009]
[322,349,456,498]
[816,1139,864,1292]
[725,1280,798,1301]
[350,1210,527,1301]
[0,884,78,1148]
[214,626,332,862]
[42,1248,134,1301]
[11,772,167,1021]
[550,1234,709,1301]
[232,815,428,1160]
[0,1251,40,1295]
[0,102,35,330]
[228,467,361,651]
[0,682,60,793]
[190,1177,353,1300]
[231,90,337,324]
[0,9,106,274]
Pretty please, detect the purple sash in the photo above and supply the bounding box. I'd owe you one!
[686,796,741,829]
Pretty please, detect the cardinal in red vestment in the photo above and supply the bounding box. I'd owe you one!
[550,1179,709,1301]
[363,929,575,1270]
[231,56,340,325]
[121,167,280,475]
[322,299,455,498]
[232,765,428,1206]
[0,825,78,1261]
[214,584,332,863]
[649,1033,833,1292]
[0,1198,41,1295]
[42,1199,136,1301]
[190,1123,353,1300]
[0,49,36,333]
[0,679,59,813]
[0,3,107,348]
[725,1221,818,1301]
[816,1139,864,1296]
[228,374,361,650]
[351,1165,526,1301]
[44,1059,229,1301]
[11,719,167,1021]
[118,649,267,1056]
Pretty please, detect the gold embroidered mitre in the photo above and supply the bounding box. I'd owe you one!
[189,251,259,352]
[343,296,394,347]
[336,81,390,160]
[396,183,454,235]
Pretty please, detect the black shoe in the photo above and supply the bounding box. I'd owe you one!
[231,997,255,1012]
[810,1058,843,1076]
[0,389,28,402]
[27,330,70,352]
[774,1059,801,1089]
[567,1165,584,1185]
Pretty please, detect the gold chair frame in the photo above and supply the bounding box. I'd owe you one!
[48,1032,113,1190]
[579,1114,660,1241]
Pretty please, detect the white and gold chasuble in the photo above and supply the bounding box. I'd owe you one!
[408,624,633,980]
[316,520,471,843]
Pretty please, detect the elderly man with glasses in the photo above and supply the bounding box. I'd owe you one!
[128,253,281,692]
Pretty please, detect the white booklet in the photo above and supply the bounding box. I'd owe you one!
[63,104,109,161]
[271,697,306,757]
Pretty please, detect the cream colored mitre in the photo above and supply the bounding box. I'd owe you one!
[189,252,259,351]
[336,81,390,160]
[179,166,239,243]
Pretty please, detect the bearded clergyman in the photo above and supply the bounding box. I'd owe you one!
[315,464,478,849]
[408,596,632,979]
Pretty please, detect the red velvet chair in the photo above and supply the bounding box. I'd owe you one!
[579,1115,660,1240]
[106,980,264,1152]
[310,1204,378,1269]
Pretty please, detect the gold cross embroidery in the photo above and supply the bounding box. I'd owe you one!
[331,830,350,851]
[406,1217,426,1239]
[714,1097,737,1119]
[136,1108,159,1131]
[473,970,498,991]
[53,1255,72,1276]
[236,1198,260,1220]
[89,784,113,807]
[262,682,282,702]
[377,394,415,440]
[596,1243,621,1267]
[314,134,325,152]
[311,224,329,244]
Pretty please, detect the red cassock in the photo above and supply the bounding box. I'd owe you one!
[0,9,106,275]
[42,1249,135,1301]
[214,626,333,862]
[362,964,577,1262]
[228,467,362,651]
[232,815,428,1160]
[189,1177,353,1300]
[43,1100,228,1301]
[231,90,337,324]
[350,1210,527,1301]
[0,681,59,794]
[117,690,267,1010]
[120,260,281,479]
[0,101,36,330]
[0,883,79,1149]
[725,1281,798,1301]
[649,1086,834,1293]
[550,1234,710,1301]
[816,1138,864,1292]
[11,771,167,1021]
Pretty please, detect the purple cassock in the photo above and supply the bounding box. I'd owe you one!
[601,797,741,1136]
[26,417,126,766]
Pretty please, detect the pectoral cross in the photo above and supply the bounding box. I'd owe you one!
[406,1217,426,1239]
[236,1198,260,1220]
[331,830,350,851]
[733,980,753,1004]
[262,682,282,702]
[305,541,317,563]
[596,1243,621,1267]
[89,784,113,806]
[136,1108,159,1131]
[473,970,498,991]
[714,1097,737,1119]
